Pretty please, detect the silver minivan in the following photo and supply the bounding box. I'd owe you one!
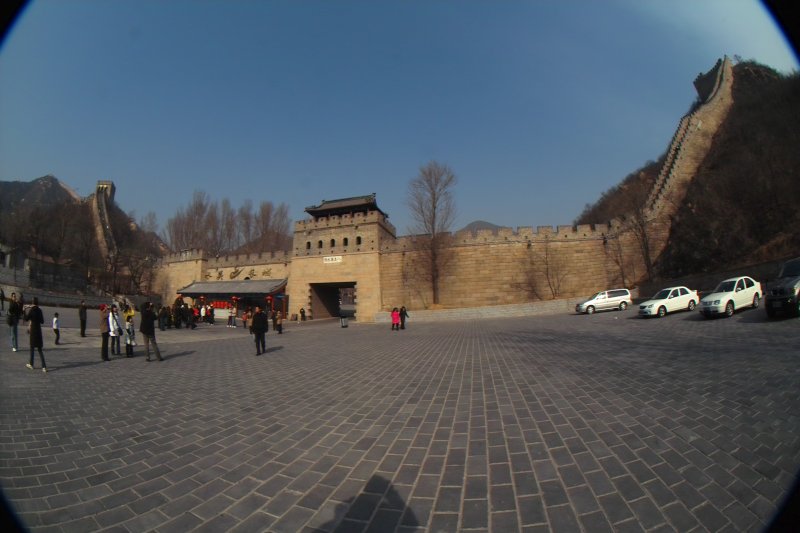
[575,289,632,314]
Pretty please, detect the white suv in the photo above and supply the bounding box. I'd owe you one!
[575,289,632,314]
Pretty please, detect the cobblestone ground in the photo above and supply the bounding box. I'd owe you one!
[1,307,798,532]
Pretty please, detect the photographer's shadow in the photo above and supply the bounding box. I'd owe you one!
[319,475,419,532]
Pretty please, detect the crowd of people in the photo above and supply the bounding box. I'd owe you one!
[4,290,408,370]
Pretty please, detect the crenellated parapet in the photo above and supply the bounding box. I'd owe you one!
[294,210,396,235]
[207,250,291,268]
[160,248,208,265]
[381,223,620,252]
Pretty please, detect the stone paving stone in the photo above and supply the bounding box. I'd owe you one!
[2,313,799,531]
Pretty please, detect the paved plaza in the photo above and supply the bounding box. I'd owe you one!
[1,306,798,532]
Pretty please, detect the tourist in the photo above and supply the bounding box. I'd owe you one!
[400,306,409,330]
[275,310,283,334]
[7,292,22,352]
[251,305,268,356]
[299,307,306,322]
[78,300,87,337]
[139,302,163,362]
[124,315,136,357]
[100,304,110,361]
[52,312,60,345]
[24,297,46,373]
[0,286,4,313]
[391,307,400,331]
[109,305,123,355]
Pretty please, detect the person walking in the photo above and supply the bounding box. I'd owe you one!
[399,306,409,330]
[139,301,163,362]
[109,305,123,355]
[251,305,268,356]
[78,300,87,337]
[100,304,110,361]
[0,286,5,313]
[52,312,60,345]
[24,297,46,372]
[7,292,22,352]
[391,307,400,331]
[275,310,283,334]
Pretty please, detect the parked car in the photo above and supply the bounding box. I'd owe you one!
[765,257,800,318]
[575,288,631,314]
[699,276,762,318]
[638,286,699,318]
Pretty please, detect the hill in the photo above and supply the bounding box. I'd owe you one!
[0,175,81,211]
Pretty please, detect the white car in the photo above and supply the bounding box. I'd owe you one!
[638,286,699,318]
[700,276,762,318]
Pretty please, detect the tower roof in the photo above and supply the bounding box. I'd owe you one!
[304,194,387,219]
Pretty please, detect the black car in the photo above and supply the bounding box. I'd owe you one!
[765,257,800,318]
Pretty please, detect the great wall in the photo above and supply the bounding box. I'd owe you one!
[146,57,735,321]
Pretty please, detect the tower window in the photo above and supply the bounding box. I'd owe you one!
[343,237,349,247]
[317,240,323,249]
[356,236,362,245]
[330,239,336,247]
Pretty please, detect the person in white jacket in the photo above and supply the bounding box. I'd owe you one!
[108,304,123,355]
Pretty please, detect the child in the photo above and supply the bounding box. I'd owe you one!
[391,307,400,331]
[125,315,136,357]
[52,312,60,345]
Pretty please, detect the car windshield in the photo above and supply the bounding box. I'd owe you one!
[715,280,736,292]
[779,261,800,278]
[653,289,671,299]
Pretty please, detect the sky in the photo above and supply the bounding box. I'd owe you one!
[0,0,797,238]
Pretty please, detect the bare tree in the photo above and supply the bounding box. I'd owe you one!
[407,161,457,305]
[515,237,571,300]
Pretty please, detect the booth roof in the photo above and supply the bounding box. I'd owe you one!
[177,279,287,297]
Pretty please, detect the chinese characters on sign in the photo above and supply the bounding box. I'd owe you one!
[323,256,343,264]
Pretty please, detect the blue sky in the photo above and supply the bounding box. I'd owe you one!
[0,0,796,237]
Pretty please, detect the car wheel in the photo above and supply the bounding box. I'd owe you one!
[657,306,666,318]
[724,301,734,317]
[619,301,628,311]
[752,294,760,309]
[586,306,595,315]
[687,300,696,311]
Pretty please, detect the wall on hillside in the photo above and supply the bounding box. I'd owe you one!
[154,58,735,320]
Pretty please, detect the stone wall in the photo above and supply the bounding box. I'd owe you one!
[154,58,735,322]
[378,227,647,311]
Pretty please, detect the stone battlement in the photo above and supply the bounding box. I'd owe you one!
[160,248,291,267]
[382,222,621,251]
[207,251,291,268]
[295,210,396,234]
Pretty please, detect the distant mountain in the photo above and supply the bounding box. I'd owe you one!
[459,220,506,234]
[0,175,82,212]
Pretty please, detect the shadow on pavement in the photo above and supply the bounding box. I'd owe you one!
[318,475,419,532]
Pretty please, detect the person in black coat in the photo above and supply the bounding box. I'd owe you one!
[78,300,87,337]
[139,302,163,362]
[24,297,46,372]
[251,306,268,356]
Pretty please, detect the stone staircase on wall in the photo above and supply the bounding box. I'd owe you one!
[645,57,734,220]
[92,182,119,267]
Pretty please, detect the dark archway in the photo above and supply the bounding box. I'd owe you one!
[309,282,356,319]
